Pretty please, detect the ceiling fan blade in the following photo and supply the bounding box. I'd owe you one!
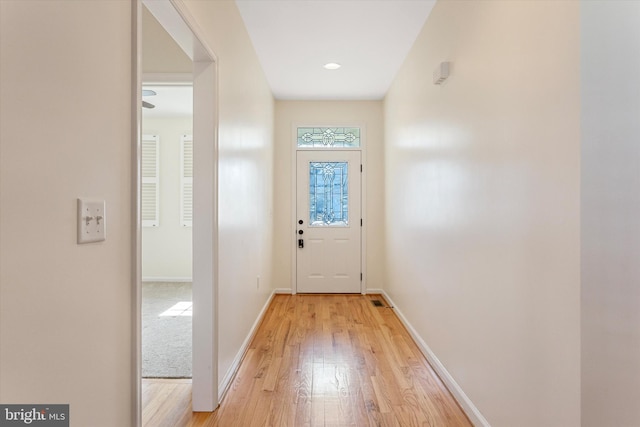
[142,89,157,97]
[142,100,155,109]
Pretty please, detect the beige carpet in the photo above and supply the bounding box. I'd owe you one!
[142,282,192,378]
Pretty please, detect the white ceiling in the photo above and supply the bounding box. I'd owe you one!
[235,0,436,100]
[142,85,193,118]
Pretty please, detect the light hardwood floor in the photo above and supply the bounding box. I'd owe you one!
[142,294,471,427]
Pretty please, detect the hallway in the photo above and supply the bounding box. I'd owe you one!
[2,2,639,426]
[143,294,471,426]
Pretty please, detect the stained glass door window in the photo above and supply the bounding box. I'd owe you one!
[297,127,360,148]
[309,162,348,226]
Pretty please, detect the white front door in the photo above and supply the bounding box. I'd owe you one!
[296,150,361,293]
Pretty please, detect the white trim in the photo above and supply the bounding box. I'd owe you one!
[274,287,293,294]
[132,2,143,426]
[144,0,217,63]
[170,0,218,62]
[191,59,219,411]
[360,126,367,294]
[142,277,192,283]
[290,123,297,295]
[364,288,384,295]
[380,291,491,427]
[142,72,192,84]
[291,123,367,295]
[218,290,276,401]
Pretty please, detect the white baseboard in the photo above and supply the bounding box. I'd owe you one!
[273,287,293,294]
[365,288,385,295]
[142,276,192,283]
[217,290,276,401]
[381,291,490,427]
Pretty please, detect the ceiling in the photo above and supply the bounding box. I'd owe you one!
[142,85,193,118]
[140,1,436,113]
[235,0,436,100]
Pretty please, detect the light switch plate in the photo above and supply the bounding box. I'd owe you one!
[77,198,106,244]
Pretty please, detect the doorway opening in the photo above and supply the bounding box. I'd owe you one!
[141,82,194,379]
[135,0,219,423]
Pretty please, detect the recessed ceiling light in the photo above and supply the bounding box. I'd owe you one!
[323,62,341,70]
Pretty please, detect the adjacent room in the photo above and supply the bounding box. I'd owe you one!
[140,7,195,382]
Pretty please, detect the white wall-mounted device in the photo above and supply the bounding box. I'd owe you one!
[433,61,450,85]
[77,198,106,244]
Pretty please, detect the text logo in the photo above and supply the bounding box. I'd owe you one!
[0,405,68,426]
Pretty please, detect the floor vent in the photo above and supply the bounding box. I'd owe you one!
[371,300,384,307]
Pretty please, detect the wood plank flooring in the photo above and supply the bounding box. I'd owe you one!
[143,378,193,427]
[142,294,471,427]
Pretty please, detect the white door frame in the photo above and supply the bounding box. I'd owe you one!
[290,124,367,295]
[134,0,219,422]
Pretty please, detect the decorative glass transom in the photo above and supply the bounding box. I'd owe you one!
[309,162,349,227]
[297,127,360,148]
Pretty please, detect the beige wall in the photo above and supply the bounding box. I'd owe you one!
[384,1,581,426]
[273,101,385,291]
[581,1,640,425]
[0,0,274,424]
[0,1,134,425]
[181,0,275,385]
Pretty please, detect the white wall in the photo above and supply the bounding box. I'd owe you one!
[581,2,640,426]
[384,1,581,426]
[273,101,385,291]
[142,117,193,281]
[181,0,275,386]
[0,1,134,426]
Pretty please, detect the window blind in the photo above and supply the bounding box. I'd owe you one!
[181,135,193,227]
[142,134,159,227]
